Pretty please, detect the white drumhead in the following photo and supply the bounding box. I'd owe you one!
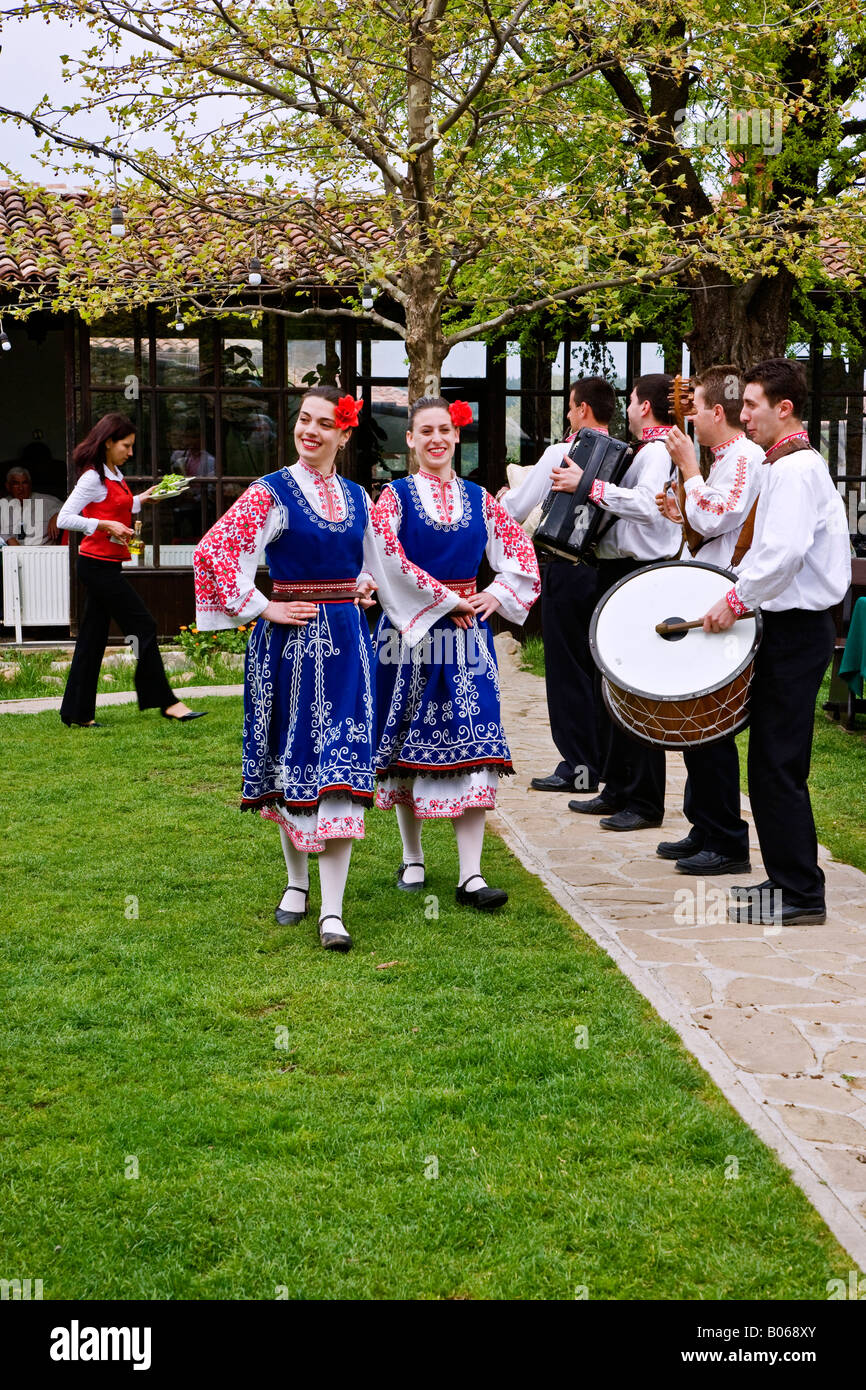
[593,563,759,699]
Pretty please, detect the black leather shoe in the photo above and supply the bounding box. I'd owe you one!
[729,899,826,927]
[397,861,426,892]
[657,834,702,861]
[531,773,599,793]
[162,709,207,721]
[600,810,663,831]
[319,915,353,951]
[275,884,309,925]
[675,849,752,876]
[730,878,775,900]
[568,795,621,815]
[455,876,508,911]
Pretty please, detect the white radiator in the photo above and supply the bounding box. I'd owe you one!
[2,546,70,639]
[122,545,198,568]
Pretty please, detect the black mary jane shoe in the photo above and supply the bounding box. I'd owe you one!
[397,861,426,892]
[455,875,508,912]
[161,708,207,722]
[274,885,310,926]
[319,915,353,952]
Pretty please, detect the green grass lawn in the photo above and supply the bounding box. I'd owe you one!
[0,699,854,1299]
[0,647,243,700]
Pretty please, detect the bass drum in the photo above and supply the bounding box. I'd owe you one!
[589,561,763,748]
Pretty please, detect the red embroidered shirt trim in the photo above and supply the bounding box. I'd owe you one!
[764,431,810,461]
[417,469,456,524]
[590,478,606,504]
[710,433,745,462]
[641,426,672,441]
[726,587,748,617]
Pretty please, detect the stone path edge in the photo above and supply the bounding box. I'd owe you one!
[490,801,866,1273]
[0,685,245,715]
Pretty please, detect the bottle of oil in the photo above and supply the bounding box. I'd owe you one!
[128,520,144,562]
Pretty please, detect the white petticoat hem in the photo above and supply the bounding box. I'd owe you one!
[260,797,366,852]
[375,768,498,818]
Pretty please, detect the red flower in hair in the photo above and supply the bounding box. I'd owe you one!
[334,395,362,429]
[449,400,473,428]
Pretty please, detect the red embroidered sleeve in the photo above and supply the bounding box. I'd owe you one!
[726,587,748,617]
[370,490,448,599]
[194,483,273,615]
[483,491,541,604]
[371,484,401,533]
[694,457,748,516]
[590,478,606,505]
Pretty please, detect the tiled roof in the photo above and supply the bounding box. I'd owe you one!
[0,183,389,289]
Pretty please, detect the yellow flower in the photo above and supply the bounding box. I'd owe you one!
[179,625,188,631]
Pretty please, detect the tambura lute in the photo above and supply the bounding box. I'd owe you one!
[589,561,762,748]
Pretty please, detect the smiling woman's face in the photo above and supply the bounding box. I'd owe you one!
[294,396,348,469]
[406,407,457,472]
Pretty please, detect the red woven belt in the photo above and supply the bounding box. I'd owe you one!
[444,579,477,597]
[272,579,358,603]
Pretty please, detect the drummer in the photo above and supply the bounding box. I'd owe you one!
[498,376,616,796]
[655,365,764,876]
[700,357,850,926]
[564,373,681,831]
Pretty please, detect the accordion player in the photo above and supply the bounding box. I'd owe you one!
[533,428,634,562]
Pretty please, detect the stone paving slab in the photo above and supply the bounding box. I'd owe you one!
[488,634,866,1269]
[0,685,244,715]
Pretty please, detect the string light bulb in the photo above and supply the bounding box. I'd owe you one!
[361,282,374,310]
[173,305,185,332]
[110,205,126,238]
[248,256,262,287]
[0,317,11,352]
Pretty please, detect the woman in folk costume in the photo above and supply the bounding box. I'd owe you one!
[193,386,471,952]
[371,397,540,909]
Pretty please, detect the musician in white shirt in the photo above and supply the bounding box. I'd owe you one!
[654,366,764,877]
[566,374,680,831]
[701,358,851,926]
[499,377,615,795]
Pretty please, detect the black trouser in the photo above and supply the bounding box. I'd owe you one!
[682,737,749,859]
[595,557,666,820]
[746,608,835,909]
[541,558,601,786]
[60,554,176,724]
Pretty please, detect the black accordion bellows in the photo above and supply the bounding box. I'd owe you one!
[533,428,634,561]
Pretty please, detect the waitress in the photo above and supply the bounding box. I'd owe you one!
[57,411,204,727]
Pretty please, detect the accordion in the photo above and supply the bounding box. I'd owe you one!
[533,428,634,562]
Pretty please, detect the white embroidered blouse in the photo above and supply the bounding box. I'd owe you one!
[193,461,460,643]
[370,470,540,625]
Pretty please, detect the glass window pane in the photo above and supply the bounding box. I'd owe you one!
[89,393,151,478]
[158,395,215,482]
[441,340,486,378]
[365,388,409,480]
[451,398,479,478]
[90,335,137,385]
[506,342,521,389]
[286,338,341,388]
[223,394,279,476]
[357,338,409,377]
[551,343,566,391]
[223,338,264,387]
[153,315,214,386]
[640,341,665,374]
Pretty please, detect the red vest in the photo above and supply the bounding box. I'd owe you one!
[79,471,134,562]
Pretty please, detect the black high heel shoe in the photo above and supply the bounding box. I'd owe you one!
[455,875,508,912]
[274,885,309,926]
[161,709,207,721]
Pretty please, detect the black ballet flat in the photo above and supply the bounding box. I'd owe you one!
[397,861,426,892]
[161,709,207,721]
[275,885,309,926]
[61,719,104,728]
[319,915,353,952]
[455,875,508,912]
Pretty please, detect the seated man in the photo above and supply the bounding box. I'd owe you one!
[0,467,62,546]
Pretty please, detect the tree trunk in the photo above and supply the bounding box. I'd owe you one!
[684,269,796,373]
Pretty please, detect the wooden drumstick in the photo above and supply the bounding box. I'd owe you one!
[656,612,755,635]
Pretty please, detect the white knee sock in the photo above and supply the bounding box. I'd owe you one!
[395,803,425,884]
[454,807,487,888]
[278,828,309,912]
[318,837,353,934]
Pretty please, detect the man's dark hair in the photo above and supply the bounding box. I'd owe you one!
[570,376,616,425]
[695,365,744,430]
[742,358,808,419]
[634,373,674,425]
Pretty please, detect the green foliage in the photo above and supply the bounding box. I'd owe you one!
[175,623,257,663]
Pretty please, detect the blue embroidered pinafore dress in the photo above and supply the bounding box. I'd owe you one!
[241,468,375,844]
[373,475,512,817]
